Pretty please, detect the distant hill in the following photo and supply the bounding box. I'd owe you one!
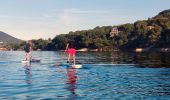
[0,31,23,44]
[154,9,170,19]
[45,9,170,51]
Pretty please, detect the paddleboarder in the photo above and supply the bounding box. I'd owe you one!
[65,41,76,65]
[24,40,33,61]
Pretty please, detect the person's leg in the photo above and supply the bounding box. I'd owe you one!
[29,52,32,60]
[67,54,70,63]
[26,53,29,60]
[73,54,76,65]
[25,53,28,60]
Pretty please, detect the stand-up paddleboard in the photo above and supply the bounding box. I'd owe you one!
[21,60,30,63]
[60,63,82,69]
[30,58,41,62]
[69,64,82,69]
[22,58,40,63]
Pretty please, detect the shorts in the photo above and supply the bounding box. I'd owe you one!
[68,48,76,55]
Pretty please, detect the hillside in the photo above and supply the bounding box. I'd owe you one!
[45,9,170,51]
[0,31,23,44]
[1,9,169,51]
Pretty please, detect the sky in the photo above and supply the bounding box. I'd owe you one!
[0,0,170,40]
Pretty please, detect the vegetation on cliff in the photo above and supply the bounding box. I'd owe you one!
[3,9,170,51]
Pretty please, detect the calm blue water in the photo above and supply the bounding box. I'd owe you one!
[0,51,170,100]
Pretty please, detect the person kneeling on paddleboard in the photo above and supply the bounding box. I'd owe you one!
[24,40,32,61]
[65,41,76,65]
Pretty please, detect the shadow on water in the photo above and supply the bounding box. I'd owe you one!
[77,51,170,68]
[133,52,170,68]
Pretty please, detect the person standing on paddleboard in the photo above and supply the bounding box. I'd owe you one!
[65,41,76,65]
[24,40,33,60]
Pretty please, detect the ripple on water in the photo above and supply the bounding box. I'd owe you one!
[0,51,170,99]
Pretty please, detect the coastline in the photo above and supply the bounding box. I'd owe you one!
[135,48,170,52]
[1,47,170,52]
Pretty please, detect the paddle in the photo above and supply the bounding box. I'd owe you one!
[56,43,69,66]
[56,51,66,66]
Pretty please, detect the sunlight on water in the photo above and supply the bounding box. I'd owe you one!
[0,51,170,100]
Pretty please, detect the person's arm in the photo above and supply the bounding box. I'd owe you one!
[30,43,33,52]
[60,43,69,59]
[65,43,69,52]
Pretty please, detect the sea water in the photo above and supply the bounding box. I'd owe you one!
[0,51,170,100]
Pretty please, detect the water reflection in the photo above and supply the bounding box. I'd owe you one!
[0,51,170,99]
[66,68,77,100]
[81,51,170,67]
[55,66,64,72]
[23,62,35,100]
[24,62,32,85]
[133,52,170,67]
